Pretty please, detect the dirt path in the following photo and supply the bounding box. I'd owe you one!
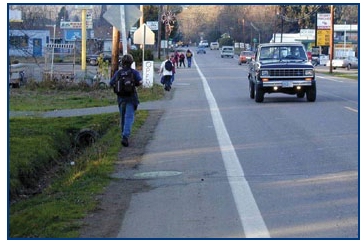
[79,109,163,238]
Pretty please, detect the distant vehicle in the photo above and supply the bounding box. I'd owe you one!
[199,40,209,48]
[326,56,358,70]
[248,43,316,103]
[238,51,255,64]
[197,45,206,54]
[86,51,120,66]
[130,45,138,50]
[220,46,234,58]
[210,42,219,50]
[9,63,28,88]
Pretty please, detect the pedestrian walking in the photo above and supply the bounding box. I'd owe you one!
[110,54,143,147]
[179,52,186,68]
[173,51,179,68]
[186,49,193,68]
[159,55,174,91]
[170,55,176,84]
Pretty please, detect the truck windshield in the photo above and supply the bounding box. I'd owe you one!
[259,46,307,61]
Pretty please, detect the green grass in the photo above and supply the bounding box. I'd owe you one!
[319,72,358,80]
[9,111,148,238]
[8,84,164,238]
[9,85,165,111]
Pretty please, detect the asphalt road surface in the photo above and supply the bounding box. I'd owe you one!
[115,48,358,239]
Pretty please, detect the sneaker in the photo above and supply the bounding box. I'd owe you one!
[121,137,129,147]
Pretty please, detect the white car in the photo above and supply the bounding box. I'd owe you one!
[220,46,235,58]
[326,56,358,70]
[210,42,219,50]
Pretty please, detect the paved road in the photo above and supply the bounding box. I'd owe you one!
[115,49,358,238]
[11,49,358,239]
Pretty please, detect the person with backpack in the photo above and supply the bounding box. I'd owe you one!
[179,52,185,68]
[186,49,193,68]
[110,54,143,147]
[159,55,173,91]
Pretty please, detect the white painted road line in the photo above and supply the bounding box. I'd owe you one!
[193,59,270,238]
[345,106,358,113]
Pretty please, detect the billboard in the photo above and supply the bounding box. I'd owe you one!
[316,13,331,46]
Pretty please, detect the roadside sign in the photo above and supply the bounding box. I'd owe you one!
[143,61,154,88]
[133,24,155,45]
[146,21,159,31]
[103,5,142,33]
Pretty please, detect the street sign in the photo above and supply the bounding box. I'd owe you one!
[146,21,159,31]
[60,21,93,29]
[133,24,155,45]
[103,5,142,33]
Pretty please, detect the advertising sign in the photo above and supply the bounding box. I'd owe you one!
[317,30,330,46]
[317,13,331,30]
[316,13,331,46]
[143,61,154,88]
[65,30,82,41]
[60,21,93,29]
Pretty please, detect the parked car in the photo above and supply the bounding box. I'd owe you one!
[86,51,120,66]
[248,43,316,103]
[220,46,235,58]
[238,51,255,65]
[9,63,28,88]
[197,45,206,54]
[326,56,358,70]
[210,42,219,50]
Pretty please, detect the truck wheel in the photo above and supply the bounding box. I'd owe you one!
[297,91,305,98]
[255,84,264,103]
[306,85,316,102]
[249,81,255,99]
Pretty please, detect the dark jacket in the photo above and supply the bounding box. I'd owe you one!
[110,67,143,108]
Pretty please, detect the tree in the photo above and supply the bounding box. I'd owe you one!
[57,6,69,25]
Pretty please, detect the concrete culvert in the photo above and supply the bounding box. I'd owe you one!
[75,129,98,148]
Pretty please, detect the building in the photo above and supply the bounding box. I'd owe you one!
[9,29,50,57]
[269,24,358,57]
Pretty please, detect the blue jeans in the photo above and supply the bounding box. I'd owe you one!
[187,58,192,67]
[119,101,135,138]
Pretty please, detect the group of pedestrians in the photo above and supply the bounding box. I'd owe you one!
[158,49,194,91]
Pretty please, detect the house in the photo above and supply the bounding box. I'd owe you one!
[9,29,50,57]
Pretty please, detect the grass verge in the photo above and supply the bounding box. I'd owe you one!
[9,84,165,111]
[9,83,164,238]
[9,111,148,238]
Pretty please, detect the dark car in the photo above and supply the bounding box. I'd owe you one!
[248,43,316,103]
[196,45,206,54]
[86,51,120,66]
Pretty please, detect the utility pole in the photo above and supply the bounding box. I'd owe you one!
[242,19,245,50]
[111,27,120,78]
[329,5,334,73]
[158,5,162,59]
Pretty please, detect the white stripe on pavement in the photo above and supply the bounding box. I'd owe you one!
[193,59,270,238]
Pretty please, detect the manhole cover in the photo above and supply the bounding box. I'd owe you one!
[132,171,182,179]
[174,83,190,86]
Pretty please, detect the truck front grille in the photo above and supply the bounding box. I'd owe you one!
[268,69,305,77]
